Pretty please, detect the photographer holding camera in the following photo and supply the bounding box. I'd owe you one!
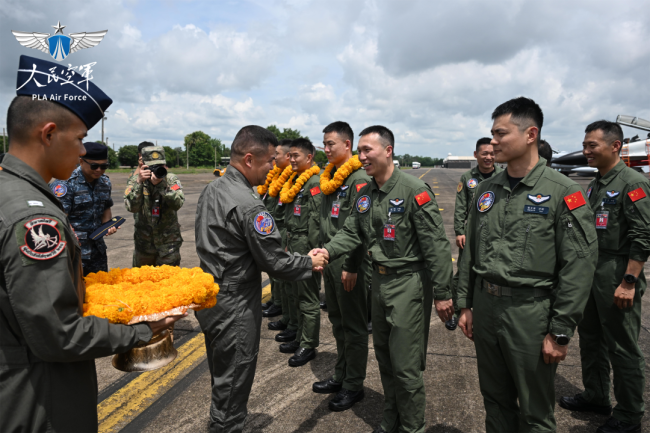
[124,145,185,267]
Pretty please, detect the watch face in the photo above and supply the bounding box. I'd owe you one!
[556,335,570,346]
[624,274,637,284]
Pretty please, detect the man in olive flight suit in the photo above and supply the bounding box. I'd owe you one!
[195,126,328,433]
[313,121,372,411]
[124,146,185,266]
[282,138,323,367]
[458,97,598,433]
[449,137,502,329]
[313,125,454,433]
[560,120,650,433]
[0,54,182,433]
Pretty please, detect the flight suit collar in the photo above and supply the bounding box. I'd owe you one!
[497,157,546,191]
[595,160,626,186]
[472,165,496,181]
[0,153,65,211]
[225,163,254,189]
[371,165,401,194]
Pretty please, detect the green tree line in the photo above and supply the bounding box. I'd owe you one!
[395,154,444,167]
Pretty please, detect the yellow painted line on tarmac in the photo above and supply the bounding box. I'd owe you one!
[97,334,206,433]
[439,209,444,211]
[418,168,432,179]
[261,283,272,303]
[432,186,439,188]
[435,193,440,196]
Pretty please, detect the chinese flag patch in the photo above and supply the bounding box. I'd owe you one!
[628,187,647,202]
[356,183,367,192]
[310,186,321,196]
[171,184,181,191]
[563,191,586,210]
[415,191,431,206]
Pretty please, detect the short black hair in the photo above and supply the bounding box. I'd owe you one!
[585,120,624,146]
[476,137,492,152]
[6,95,77,144]
[290,138,315,156]
[138,141,155,155]
[278,138,293,150]
[323,121,354,145]
[492,97,544,141]
[359,125,395,151]
[538,139,553,164]
[231,125,279,159]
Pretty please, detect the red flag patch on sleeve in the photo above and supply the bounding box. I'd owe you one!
[415,191,431,206]
[563,191,586,210]
[310,186,321,196]
[628,187,647,202]
[356,183,367,192]
[171,183,181,191]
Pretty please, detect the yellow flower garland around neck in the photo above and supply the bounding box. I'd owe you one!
[257,165,283,195]
[268,165,294,197]
[320,155,363,195]
[280,165,321,203]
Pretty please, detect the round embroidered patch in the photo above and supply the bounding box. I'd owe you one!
[356,195,371,213]
[52,183,67,197]
[467,178,478,189]
[477,191,495,213]
[20,218,66,260]
[253,211,275,235]
[586,186,592,198]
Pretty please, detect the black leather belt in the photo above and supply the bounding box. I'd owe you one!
[372,262,426,275]
[482,280,551,297]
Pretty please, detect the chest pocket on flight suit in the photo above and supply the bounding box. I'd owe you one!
[514,213,551,274]
[377,206,403,259]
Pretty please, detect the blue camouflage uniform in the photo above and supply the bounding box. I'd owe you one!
[50,166,113,275]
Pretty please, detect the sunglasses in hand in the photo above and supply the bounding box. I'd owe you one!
[82,159,109,170]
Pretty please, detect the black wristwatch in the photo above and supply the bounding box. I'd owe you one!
[552,334,570,346]
[623,274,638,284]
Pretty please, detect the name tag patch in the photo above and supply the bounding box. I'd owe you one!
[603,198,617,205]
[523,205,549,215]
[389,206,405,213]
[27,200,44,207]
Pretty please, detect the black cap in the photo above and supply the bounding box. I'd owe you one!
[83,142,108,160]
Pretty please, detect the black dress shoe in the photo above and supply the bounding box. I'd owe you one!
[320,301,327,310]
[559,394,612,415]
[268,320,288,331]
[367,321,372,334]
[279,340,300,353]
[275,329,297,342]
[261,300,273,310]
[597,417,641,433]
[262,304,282,317]
[445,316,458,331]
[329,388,365,411]
[312,377,342,394]
[288,348,316,367]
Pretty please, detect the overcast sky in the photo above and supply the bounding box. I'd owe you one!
[1,0,649,157]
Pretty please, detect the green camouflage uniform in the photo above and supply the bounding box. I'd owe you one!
[578,160,650,425]
[458,158,598,432]
[124,147,185,267]
[319,165,372,392]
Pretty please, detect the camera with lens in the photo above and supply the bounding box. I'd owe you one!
[149,164,167,179]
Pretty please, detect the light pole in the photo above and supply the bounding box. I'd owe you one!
[101,111,108,144]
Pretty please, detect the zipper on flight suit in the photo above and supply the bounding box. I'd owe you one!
[519,224,531,268]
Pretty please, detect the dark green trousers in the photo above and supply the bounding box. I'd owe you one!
[373,267,433,433]
[289,235,320,349]
[450,245,463,318]
[578,253,646,424]
[473,284,556,433]
[323,256,369,391]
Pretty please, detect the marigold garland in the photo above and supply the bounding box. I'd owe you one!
[320,155,363,195]
[279,165,321,203]
[256,165,282,195]
[268,165,294,197]
[83,265,220,325]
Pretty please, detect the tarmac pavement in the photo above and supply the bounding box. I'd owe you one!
[96,167,650,433]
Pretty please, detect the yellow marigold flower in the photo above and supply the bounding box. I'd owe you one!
[320,155,363,195]
[256,165,282,195]
[280,165,321,203]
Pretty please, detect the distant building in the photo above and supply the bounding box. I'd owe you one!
[443,155,477,169]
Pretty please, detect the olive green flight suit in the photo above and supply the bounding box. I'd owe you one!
[124,173,185,266]
[451,165,503,313]
[319,166,372,391]
[579,160,650,425]
[458,158,598,433]
[263,191,294,329]
[325,168,452,433]
[0,154,153,433]
[284,171,323,350]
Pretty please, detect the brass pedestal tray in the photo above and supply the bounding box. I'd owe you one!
[112,327,177,372]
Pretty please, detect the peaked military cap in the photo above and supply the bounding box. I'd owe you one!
[83,142,108,160]
[15,55,112,129]
[141,146,166,165]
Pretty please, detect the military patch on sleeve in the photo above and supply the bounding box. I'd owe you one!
[356,183,367,192]
[310,186,321,196]
[456,182,463,193]
[19,218,66,260]
[467,178,478,189]
[124,186,133,196]
[171,183,181,191]
[415,191,431,206]
[564,191,586,210]
[628,187,647,202]
[52,183,67,198]
[253,211,275,235]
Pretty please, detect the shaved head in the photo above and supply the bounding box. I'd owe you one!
[6,96,77,144]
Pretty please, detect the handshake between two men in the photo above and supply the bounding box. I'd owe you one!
[308,248,329,272]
